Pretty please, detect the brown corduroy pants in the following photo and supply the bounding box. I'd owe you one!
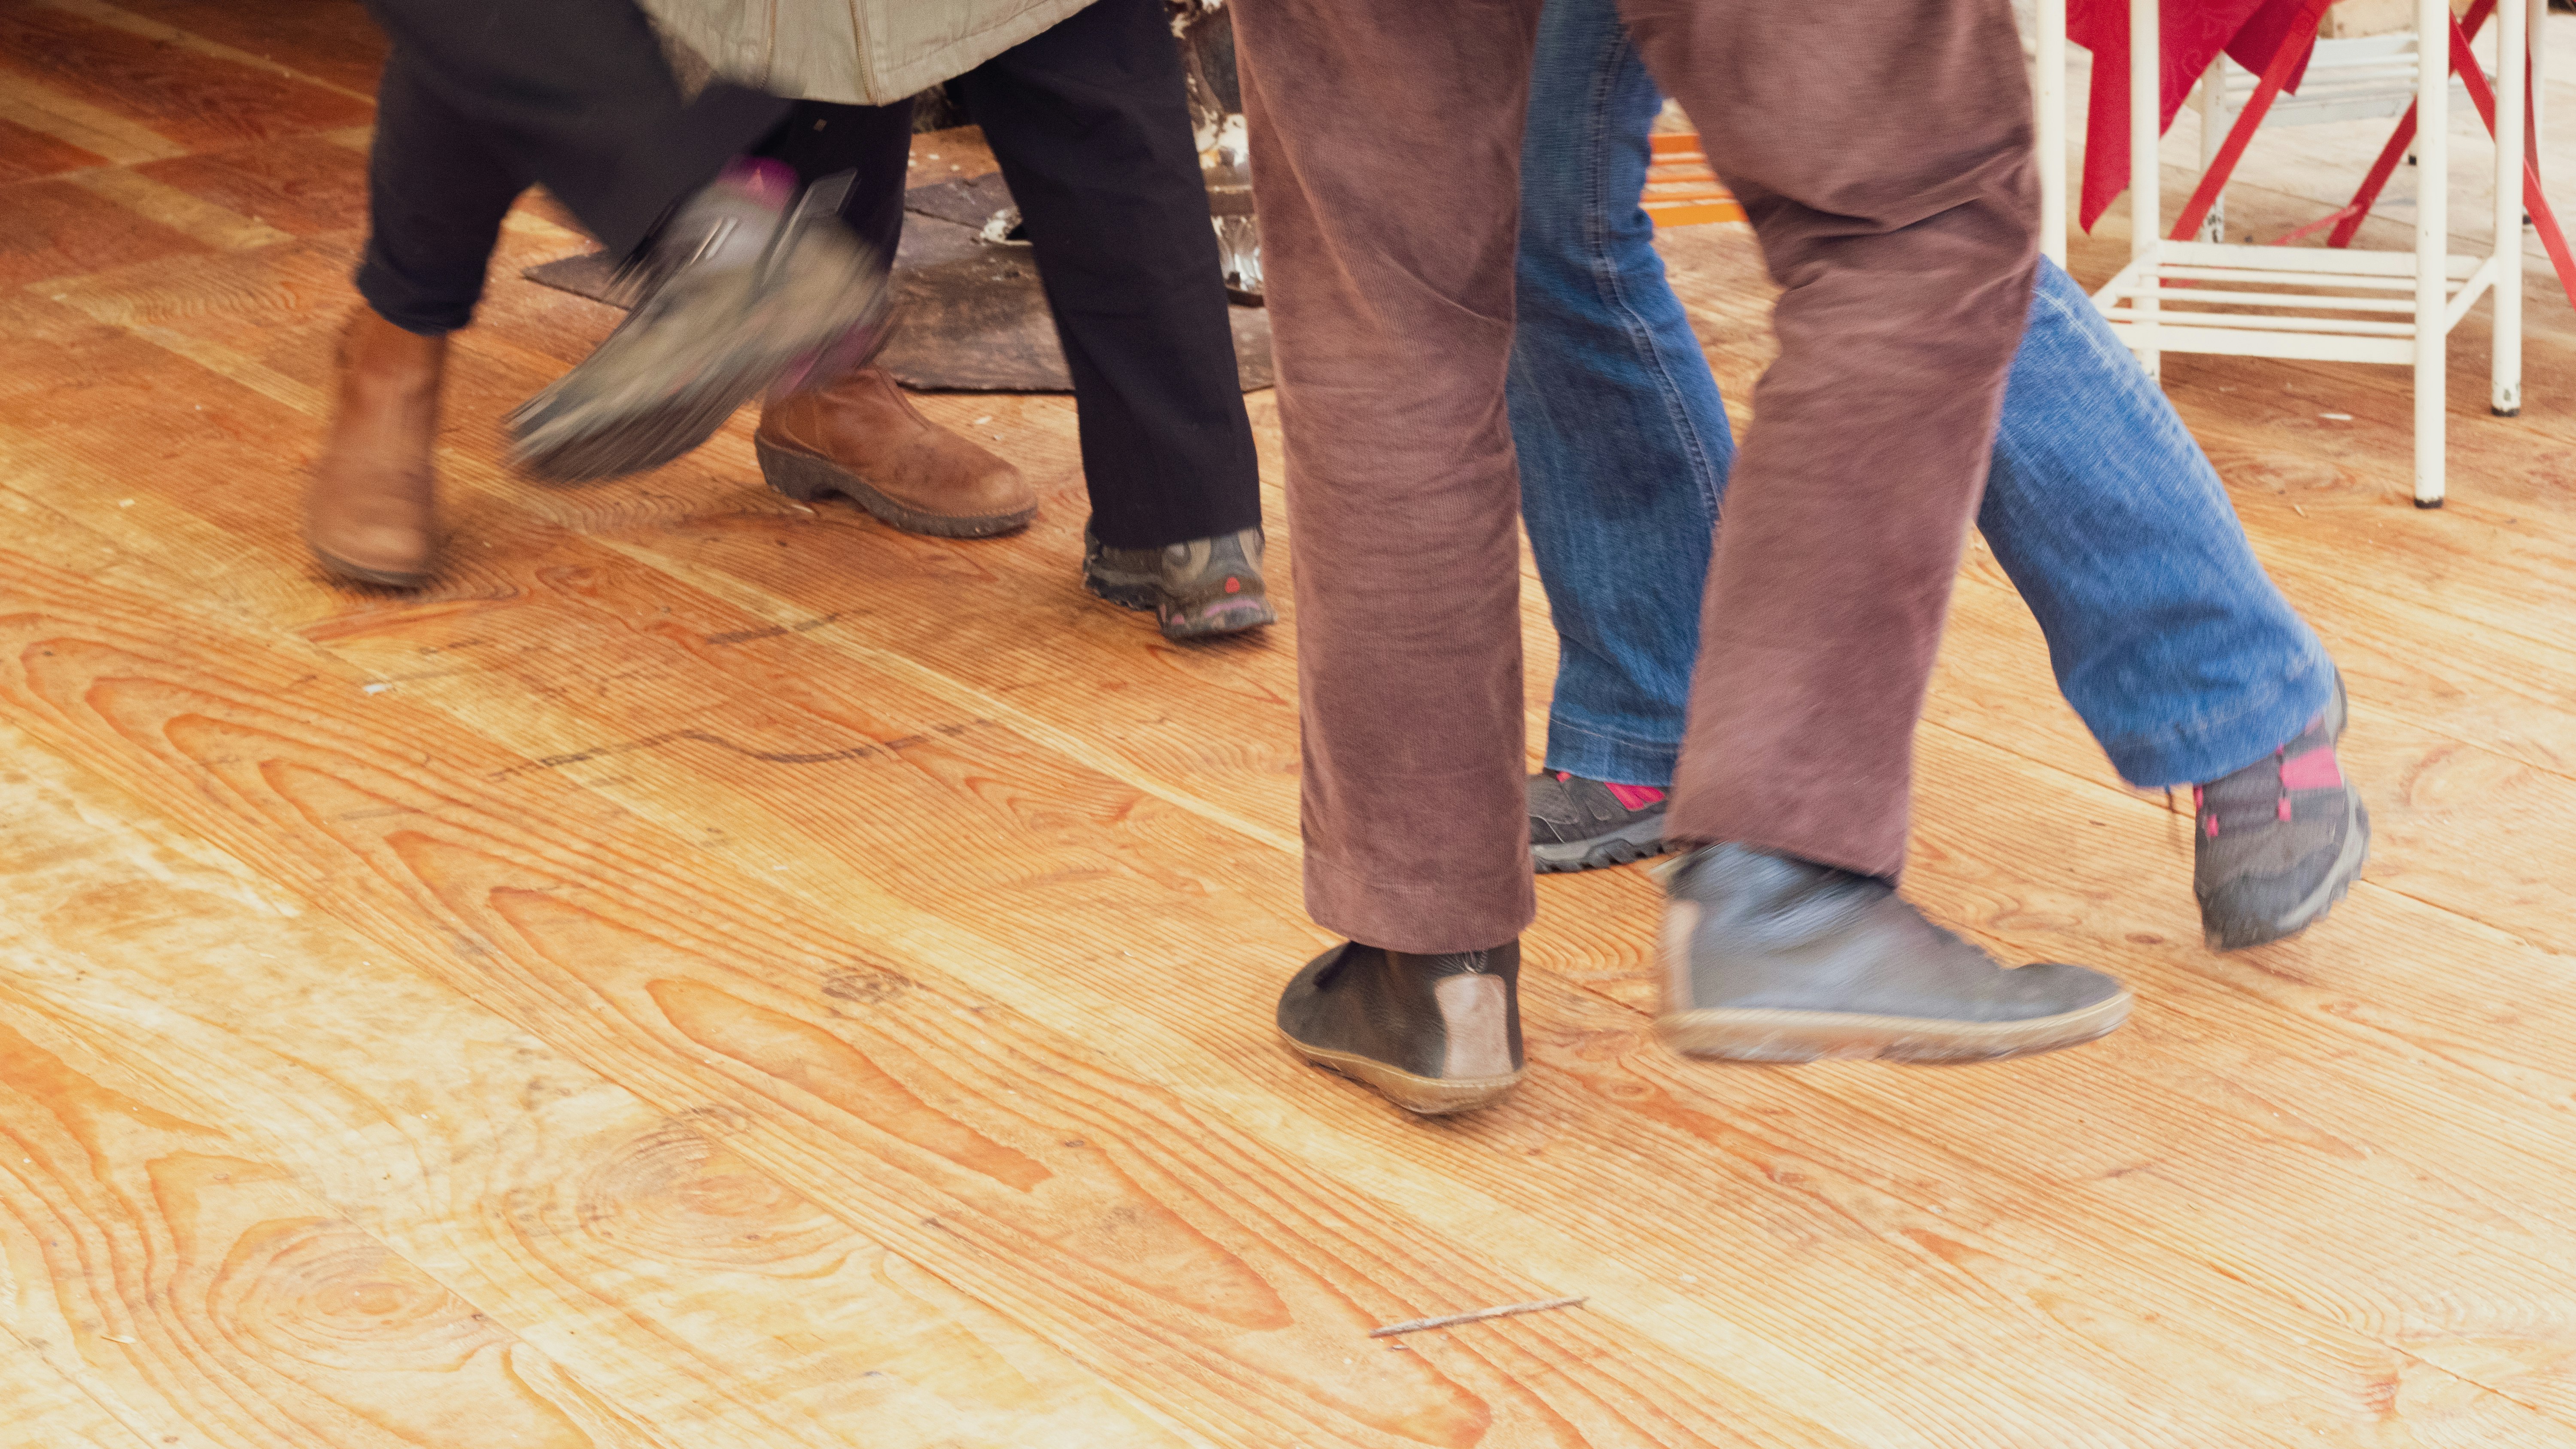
[1232,0,2042,954]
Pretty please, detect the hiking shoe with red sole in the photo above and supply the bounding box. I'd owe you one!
[1082,522,1275,640]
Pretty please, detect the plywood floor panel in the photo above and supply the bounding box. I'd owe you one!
[0,960,676,1449]
[0,1,370,152]
[8,4,2576,1443]
[0,552,1869,1449]
[0,720,1206,1449]
[10,371,2566,1443]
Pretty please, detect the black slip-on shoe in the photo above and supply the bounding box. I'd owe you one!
[1657,844,2130,1063]
[1277,940,1524,1114]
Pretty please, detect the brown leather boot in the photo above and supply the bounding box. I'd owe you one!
[307,308,445,588]
[754,367,1037,538]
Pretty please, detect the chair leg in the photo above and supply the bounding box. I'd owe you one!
[2494,0,2526,417]
[2196,60,2229,241]
[2131,0,2160,380]
[2414,0,2448,507]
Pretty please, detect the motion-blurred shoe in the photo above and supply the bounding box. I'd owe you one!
[756,367,1036,536]
[307,307,445,589]
[1277,940,1525,1114]
[2193,670,2369,951]
[1656,844,2131,1063]
[1082,522,1275,639]
[511,161,892,482]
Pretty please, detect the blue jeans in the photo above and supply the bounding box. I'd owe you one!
[1509,0,2332,792]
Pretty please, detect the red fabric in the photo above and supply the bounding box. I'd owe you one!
[2070,0,2325,230]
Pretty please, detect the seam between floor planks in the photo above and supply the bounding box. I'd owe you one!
[20,231,2576,1201]
[5,64,2576,1433]
[29,0,378,104]
[0,723,1216,1449]
[0,556,1872,1449]
[5,505,2576,1433]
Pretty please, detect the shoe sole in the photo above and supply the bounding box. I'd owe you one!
[1159,597,1276,640]
[1534,815,1673,874]
[1281,1032,1524,1115]
[757,436,1036,538]
[2203,787,2371,952]
[1654,989,2133,1064]
[512,246,888,483]
[1082,570,1275,641]
[309,541,430,591]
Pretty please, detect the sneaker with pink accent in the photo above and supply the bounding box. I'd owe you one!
[1529,770,1671,873]
[2193,670,2369,951]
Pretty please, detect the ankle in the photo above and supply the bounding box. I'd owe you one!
[342,311,447,389]
[714,156,799,207]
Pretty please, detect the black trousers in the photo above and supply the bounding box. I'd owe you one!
[352,0,1257,551]
[354,0,784,278]
[950,0,1261,547]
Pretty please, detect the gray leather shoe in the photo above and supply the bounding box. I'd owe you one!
[1277,941,1524,1114]
[1657,844,2130,1063]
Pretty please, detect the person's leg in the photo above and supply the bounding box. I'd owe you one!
[951,0,1263,554]
[1514,0,1727,790]
[1235,0,1541,953]
[749,101,1042,539]
[759,100,914,264]
[310,46,527,589]
[1984,263,2331,784]
[1609,0,2126,1064]
[1510,0,1729,870]
[1233,0,1543,1111]
[1616,0,2035,877]
[1981,263,2365,951]
[1511,2,2354,946]
[352,1,890,482]
[352,48,526,339]
[354,0,784,256]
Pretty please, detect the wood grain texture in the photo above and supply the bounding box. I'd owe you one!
[0,945,659,1449]
[0,2,370,151]
[132,136,371,239]
[57,0,386,96]
[0,1340,146,1449]
[0,114,105,181]
[0,541,1856,1448]
[29,0,378,101]
[0,718,1203,1449]
[6,6,2576,1444]
[0,73,185,165]
[0,178,209,287]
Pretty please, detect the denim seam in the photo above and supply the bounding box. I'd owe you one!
[1575,46,1728,516]
[1549,714,1684,755]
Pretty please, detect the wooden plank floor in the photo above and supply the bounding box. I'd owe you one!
[5,3,2576,1444]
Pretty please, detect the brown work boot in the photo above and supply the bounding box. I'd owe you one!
[754,367,1036,538]
[307,308,445,588]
